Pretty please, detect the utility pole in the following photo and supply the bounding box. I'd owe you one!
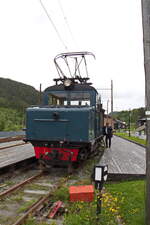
[107,99,109,115]
[97,79,114,115]
[107,99,109,123]
[141,1,150,224]
[128,109,131,137]
[97,80,114,126]
[111,80,113,116]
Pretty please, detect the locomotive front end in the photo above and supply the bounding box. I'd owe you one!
[26,83,96,167]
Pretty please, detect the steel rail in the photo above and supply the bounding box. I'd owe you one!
[0,136,24,143]
[12,176,69,225]
[0,172,43,198]
[12,193,52,225]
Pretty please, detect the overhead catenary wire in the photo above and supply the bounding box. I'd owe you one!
[57,0,77,48]
[39,0,68,51]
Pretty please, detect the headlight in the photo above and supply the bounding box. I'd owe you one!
[64,79,72,87]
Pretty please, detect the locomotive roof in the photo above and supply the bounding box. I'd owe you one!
[44,83,98,93]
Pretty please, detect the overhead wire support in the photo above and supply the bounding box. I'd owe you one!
[75,57,81,78]
[73,57,84,77]
[54,52,95,81]
[39,0,68,51]
[83,56,88,77]
[64,56,73,78]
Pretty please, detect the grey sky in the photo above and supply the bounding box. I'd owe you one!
[0,0,145,112]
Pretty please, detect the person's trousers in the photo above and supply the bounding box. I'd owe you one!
[105,135,111,148]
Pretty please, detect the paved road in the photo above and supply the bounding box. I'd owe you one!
[99,136,146,175]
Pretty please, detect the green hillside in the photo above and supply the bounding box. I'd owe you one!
[0,78,39,110]
[0,77,145,131]
[111,107,145,126]
[0,78,40,131]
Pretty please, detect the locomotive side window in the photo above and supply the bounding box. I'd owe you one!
[69,100,90,106]
[64,100,90,106]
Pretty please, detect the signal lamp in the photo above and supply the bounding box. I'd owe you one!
[93,165,108,190]
[93,165,108,215]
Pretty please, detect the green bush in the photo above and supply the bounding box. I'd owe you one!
[0,107,24,131]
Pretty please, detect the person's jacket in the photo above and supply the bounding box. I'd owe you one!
[103,126,113,137]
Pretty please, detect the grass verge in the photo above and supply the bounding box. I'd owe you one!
[63,180,145,225]
[115,132,146,146]
[23,180,145,225]
[106,180,145,225]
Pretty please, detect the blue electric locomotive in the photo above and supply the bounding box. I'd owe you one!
[25,52,104,169]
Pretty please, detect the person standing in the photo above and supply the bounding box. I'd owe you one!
[103,123,113,148]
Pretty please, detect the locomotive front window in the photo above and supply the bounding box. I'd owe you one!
[48,93,66,105]
[47,91,91,106]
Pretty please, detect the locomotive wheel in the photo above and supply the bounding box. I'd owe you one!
[68,162,73,174]
[39,159,45,170]
[39,159,52,172]
[73,161,79,169]
[100,138,105,149]
[79,148,88,161]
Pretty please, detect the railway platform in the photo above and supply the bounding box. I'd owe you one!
[99,135,145,177]
[0,141,35,169]
[0,135,146,176]
[0,140,24,148]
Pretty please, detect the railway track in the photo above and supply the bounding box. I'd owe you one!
[0,137,104,224]
[0,167,69,225]
[0,135,24,144]
[0,172,43,198]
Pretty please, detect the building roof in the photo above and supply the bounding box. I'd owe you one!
[114,119,126,124]
[136,124,145,132]
[137,118,146,122]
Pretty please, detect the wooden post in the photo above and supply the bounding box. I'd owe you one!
[141,1,150,224]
